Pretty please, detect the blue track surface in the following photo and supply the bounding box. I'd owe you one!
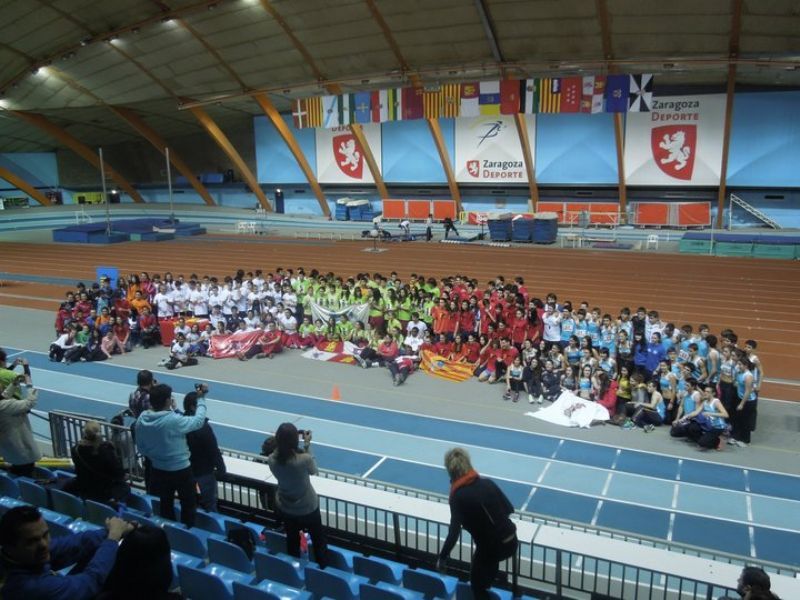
[11,347,800,567]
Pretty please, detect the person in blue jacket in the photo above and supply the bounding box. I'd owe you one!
[0,505,134,600]
[645,332,667,379]
[134,382,208,527]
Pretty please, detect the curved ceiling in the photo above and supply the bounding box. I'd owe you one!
[1,0,799,152]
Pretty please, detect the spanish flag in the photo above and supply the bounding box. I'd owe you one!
[420,350,474,383]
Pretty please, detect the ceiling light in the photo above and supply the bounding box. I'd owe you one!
[162,17,174,24]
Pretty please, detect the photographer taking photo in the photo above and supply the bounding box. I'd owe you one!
[0,373,41,478]
[184,384,225,512]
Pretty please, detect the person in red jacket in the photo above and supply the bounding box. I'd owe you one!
[593,371,619,413]
[138,306,160,348]
[463,333,482,364]
[509,308,529,349]
[389,346,416,386]
[443,300,460,339]
[257,323,284,359]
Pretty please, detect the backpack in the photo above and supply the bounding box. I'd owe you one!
[227,525,257,560]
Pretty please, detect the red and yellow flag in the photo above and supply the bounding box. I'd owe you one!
[420,350,474,383]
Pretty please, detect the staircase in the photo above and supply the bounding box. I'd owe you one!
[729,193,781,229]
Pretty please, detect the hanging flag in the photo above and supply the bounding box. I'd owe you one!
[387,88,403,121]
[560,77,582,113]
[591,76,606,114]
[440,83,461,118]
[539,78,561,113]
[605,74,630,113]
[322,95,340,128]
[479,81,500,115]
[628,74,653,112]
[292,99,308,129]
[293,98,322,128]
[581,76,594,113]
[402,87,424,120]
[499,79,520,114]
[353,92,372,124]
[460,82,480,117]
[423,88,442,119]
[519,79,538,114]
[370,90,382,123]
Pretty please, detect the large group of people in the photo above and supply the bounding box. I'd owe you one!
[47,267,765,448]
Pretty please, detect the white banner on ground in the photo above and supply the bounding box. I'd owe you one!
[454,115,535,183]
[624,94,725,186]
[309,301,370,325]
[316,124,382,184]
[527,390,610,428]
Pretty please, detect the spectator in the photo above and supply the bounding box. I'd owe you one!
[437,448,517,599]
[128,370,155,418]
[266,423,328,567]
[138,306,160,348]
[97,525,181,600]
[49,325,78,362]
[0,351,32,395]
[718,566,780,599]
[69,421,129,504]
[0,379,41,477]
[0,505,134,600]
[183,387,226,512]
[134,384,207,527]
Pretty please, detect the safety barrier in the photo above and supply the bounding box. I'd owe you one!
[631,201,711,227]
[382,199,457,221]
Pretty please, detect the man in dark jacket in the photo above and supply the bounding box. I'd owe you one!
[438,448,517,599]
[183,384,225,512]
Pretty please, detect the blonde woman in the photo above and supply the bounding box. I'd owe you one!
[70,421,128,503]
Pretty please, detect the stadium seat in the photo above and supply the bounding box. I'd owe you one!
[170,549,205,579]
[328,544,359,571]
[120,509,163,529]
[233,580,312,600]
[66,520,103,534]
[46,520,73,538]
[39,507,72,526]
[178,564,236,600]
[304,565,368,600]
[18,479,48,508]
[262,529,288,554]
[455,582,513,600]
[32,466,56,480]
[52,470,76,481]
[202,562,253,590]
[360,582,424,600]
[254,551,305,588]
[50,489,85,520]
[84,499,117,526]
[152,497,181,522]
[209,537,255,574]
[0,474,20,498]
[354,555,406,585]
[0,495,27,514]
[402,568,458,600]
[196,510,230,535]
[164,523,208,559]
[123,493,153,515]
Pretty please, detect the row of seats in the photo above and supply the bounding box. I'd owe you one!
[0,471,527,600]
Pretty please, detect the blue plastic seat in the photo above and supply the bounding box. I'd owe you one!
[164,523,207,558]
[328,545,359,572]
[233,580,312,600]
[120,509,163,529]
[402,568,458,600]
[196,510,229,535]
[0,496,27,514]
[262,529,287,554]
[32,466,56,480]
[66,520,103,534]
[50,489,85,520]
[254,551,305,588]
[209,537,255,574]
[178,564,235,600]
[123,493,153,515]
[53,470,76,481]
[0,474,20,498]
[18,479,48,508]
[304,565,369,600]
[38,507,72,525]
[354,555,406,585]
[152,497,181,522]
[202,562,253,590]
[46,520,73,538]
[455,582,513,600]
[84,500,117,525]
[361,582,424,600]
[170,549,205,578]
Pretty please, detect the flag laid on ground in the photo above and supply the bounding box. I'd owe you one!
[322,95,340,128]
[539,78,561,113]
[423,87,442,119]
[479,81,500,115]
[353,92,372,124]
[605,74,630,113]
[419,350,474,383]
[208,330,263,359]
[301,340,359,365]
[460,82,480,117]
[293,98,323,129]
[519,79,539,114]
[500,79,520,114]
[628,74,653,112]
[402,87,424,120]
[440,83,461,118]
[560,77,582,113]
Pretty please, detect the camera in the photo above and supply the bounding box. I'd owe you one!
[297,429,310,443]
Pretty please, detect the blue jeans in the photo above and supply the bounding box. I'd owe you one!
[195,472,218,513]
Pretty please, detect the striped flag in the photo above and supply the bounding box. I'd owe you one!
[420,350,475,383]
[460,82,480,117]
[293,98,323,128]
[519,79,538,114]
[479,81,500,115]
[539,78,561,113]
[440,83,461,118]
[322,95,340,128]
[423,87,442,119]
[337,93,354,125]
[387,88,403,121]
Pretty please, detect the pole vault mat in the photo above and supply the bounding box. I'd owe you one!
[591,241,635,250]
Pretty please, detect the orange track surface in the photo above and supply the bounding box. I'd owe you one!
[1,237,797,400]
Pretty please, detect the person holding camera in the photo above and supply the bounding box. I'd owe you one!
[0,374,41,478]
[266,423,328,567]
[0,351,32,397]
[184,384,226,512]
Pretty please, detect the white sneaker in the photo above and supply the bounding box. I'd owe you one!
[528,394,535,404]
[728,439,740,447]
[537,395,544,404]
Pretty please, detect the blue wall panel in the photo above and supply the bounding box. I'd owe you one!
[727,91,800,187]
[0,152,59,188]
[535,114,617,185]
[254,115,316,184]
[381,118,452,184]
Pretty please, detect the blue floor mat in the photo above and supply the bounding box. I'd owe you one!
[614,451,680,481]
[671,514,751,557]
[595,500,671,540]
[553,440,618,469]
[751,526,800,565]
[679,461,746,492]
[526,488,598,524]
[748,470,800,502]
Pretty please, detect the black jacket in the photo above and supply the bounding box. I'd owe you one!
[186,419,226,477]
[70,442,127,502]
[440,477,516,559]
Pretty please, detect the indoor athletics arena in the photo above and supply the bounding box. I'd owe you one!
[0,1,799,599]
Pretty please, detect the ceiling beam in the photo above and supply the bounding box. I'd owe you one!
[0,166,51,206]
[595,0,613,60]
[109,106,216,206]
[253,93,328,216]
[514,114,538,212]
[426,118,461,214]
[187,103,272,211]
[10,111,145,203]
[473,0,503,63]
[258,0,326,82]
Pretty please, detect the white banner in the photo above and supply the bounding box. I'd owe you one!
[527,390,610,428]
[454,115,535,183]
[316,124,382,184]
[624,94,725,186]
[309,301,370,326]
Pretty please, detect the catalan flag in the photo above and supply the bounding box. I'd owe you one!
[539,78,561,113]
[440,83,461,118]
[423,88,443,119]
[420,350,475,383]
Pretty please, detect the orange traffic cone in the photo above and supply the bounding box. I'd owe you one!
[331,385,341,401]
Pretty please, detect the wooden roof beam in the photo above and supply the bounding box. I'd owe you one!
[0,166,51,206]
